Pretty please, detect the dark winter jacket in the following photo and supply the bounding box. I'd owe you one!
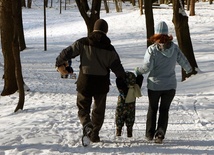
[56,31,126,94]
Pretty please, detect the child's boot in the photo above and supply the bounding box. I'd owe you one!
[116,128,122,136]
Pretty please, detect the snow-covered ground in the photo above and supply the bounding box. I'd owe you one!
[0,1,213,155]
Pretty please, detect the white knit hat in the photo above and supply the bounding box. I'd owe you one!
[155,21,168,35]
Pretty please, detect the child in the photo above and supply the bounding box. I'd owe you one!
[115,71,143,137]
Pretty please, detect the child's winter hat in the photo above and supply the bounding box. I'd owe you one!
[93,19,108,34]
[155,21,168,35]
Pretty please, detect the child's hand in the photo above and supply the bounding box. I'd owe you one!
[119,92,126,100]
[135,67,142,75]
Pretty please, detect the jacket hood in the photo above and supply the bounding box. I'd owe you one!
[155,42,175,58]
[88,31,111,49]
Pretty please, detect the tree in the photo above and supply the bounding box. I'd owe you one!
[189,0,195,16]
[21,0,26,7]
[172,0,198,81]
[18,0,27,51]
[115,0,122,12]
[75,0,102,36]
[27,0,32,8]
[144,0,156,47]
[103,0,109,13]
[1,0,18,95]
[1,0,25,112]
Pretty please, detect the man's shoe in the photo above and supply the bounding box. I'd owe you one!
[82,122,93,147]
[154,130,164,144]
[146,136,153,141]
[90,132,100,142]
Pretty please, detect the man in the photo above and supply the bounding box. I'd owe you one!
[55,19,126,144]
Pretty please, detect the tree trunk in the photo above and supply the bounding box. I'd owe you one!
[18,0,27,51]
[186,0,190,11]
[139,0,143,15]
[189,0,195,16]
[45,0,48,7]
[172,0,198,81]
[21,0,26,7]
[1,0,18,96]
[75,0,101,36]
[103,0,109,13]
[131,0,135,6]
[12,0,25,112]
[1,0,25,111]
[115,0,122,12]
[27,0,32,8]
[144,0,154,47]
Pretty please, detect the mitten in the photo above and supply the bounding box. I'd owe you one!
[56,65,68,75]
[134,67,142,76]
[65,66,74,74]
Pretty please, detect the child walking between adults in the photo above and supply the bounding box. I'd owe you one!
[115,71,143,138]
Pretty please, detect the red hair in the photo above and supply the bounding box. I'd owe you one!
[148,34,173,44]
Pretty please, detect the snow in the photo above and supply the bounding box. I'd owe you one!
[0,1,214,155]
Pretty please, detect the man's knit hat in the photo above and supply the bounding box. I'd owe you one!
[155,21,168,35]
[93,19,108,34]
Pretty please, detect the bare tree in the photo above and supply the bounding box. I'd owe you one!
[172,0,198,81]
[103,0,109,13]
[144,0,156,47]
[1,0,25,112]
[189,0,195,16]
[1,0,18,95]
[115,0,122,12]
[139,0,143,15]
[21,0,26,7]
[75,0,102,36]
[18,0,27,51]
[27,0,32,8]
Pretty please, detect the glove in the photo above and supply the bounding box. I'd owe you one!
[135,67,142,76]
[56,62,69,75]
[65,66,74,73]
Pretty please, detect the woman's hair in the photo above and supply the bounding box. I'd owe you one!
[148,34,173,44]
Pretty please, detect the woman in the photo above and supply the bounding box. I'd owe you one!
[135,21,192,143]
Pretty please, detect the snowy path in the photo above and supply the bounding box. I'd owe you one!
[0,52,214,155]
[0,1,214,154]
[0,67,213,154]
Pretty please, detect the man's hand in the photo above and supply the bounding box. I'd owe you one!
[56,62,69,75]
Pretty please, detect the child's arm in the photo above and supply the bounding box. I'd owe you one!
[136,75,144,88]
[116,77,128,96]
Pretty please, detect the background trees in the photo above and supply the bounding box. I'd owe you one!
[75,0,102,35]
[1,0,210,111]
